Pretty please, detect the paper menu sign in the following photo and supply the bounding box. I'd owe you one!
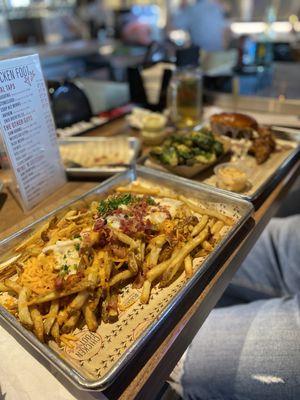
[0,54,66,210]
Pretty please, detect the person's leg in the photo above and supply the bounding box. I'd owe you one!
[170,295,300,400]
[276,176,300,218]
[169,216,300,398]
[222,215,300,304]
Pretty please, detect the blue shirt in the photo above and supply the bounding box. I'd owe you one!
[173,0,226,52]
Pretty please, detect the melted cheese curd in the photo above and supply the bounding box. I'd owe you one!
[43,239,81,276]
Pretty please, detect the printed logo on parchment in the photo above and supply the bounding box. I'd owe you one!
[64,329,102,361]
[132,319,151,341]
[119,291,140,314]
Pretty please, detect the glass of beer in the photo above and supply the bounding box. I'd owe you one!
[168,66,203,129]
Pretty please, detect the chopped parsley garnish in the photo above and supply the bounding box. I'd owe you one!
[74,243,80,251]
[59,264,69,276]
[146,196,156,205]
[98,193,136,215]
[97,193,156,216]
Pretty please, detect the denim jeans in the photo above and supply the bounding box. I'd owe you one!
[170,216,300,400]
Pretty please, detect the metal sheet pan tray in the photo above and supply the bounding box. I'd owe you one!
[59,136,141,178]
[0,166,253,391]
[144,134,300,209]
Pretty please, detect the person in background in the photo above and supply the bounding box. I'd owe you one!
[169,215,300,399]
[76,0,109,38]
[122,21,153,46]
[172,0,230,51]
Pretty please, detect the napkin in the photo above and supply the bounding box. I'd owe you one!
[0,324,107,400]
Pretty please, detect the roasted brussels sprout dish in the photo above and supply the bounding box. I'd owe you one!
[150,129,224,167]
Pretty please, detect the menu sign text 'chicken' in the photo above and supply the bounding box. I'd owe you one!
[0,54,65,210]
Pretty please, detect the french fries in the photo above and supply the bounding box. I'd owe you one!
[15,222,50,251]
[30,306,44,342]
[0,282,9,292]
[0,257,18,281]
[83,303,98,332]
[111,229,138,249]
[116,186,159,196]
[44,300,59,335]
[191,215,209,237]
[0,179,235,344]
[184,255,193,278]
[140,280,151,304]
[57,290,90,326]
[3,279,21,294]
[50,321,60,343]
[28,282,92,306]
[160,228,209,286]
[146,259,172,283]
[179,196,233,225]
[18,287,33,328]
[62,311,81,334]
[211,221,224,235]
[109,270,134,287]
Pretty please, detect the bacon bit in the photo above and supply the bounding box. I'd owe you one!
[111,208,123,215]
[97,227,110,248]
[93,218,106,231]
[111,245,127,259]
[54,277,64,291]
[118,207,155,238]
[41,230,49,242]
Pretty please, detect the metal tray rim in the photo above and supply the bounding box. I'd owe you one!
[142,140,300,207]
[238,144,300,204]
[0,166,253,391]
[58,136,141,178]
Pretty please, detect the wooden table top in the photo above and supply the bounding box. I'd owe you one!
[0,118,131,240]
[0,118,299,400]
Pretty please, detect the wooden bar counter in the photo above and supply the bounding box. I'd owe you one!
[0,118,299,400]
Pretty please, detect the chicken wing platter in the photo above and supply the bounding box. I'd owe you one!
[0,167,252,390]
[145,112,299,207]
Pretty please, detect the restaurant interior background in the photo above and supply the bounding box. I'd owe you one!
[0,2,300,399]
[0,0,299,207]
[1,0,300,118]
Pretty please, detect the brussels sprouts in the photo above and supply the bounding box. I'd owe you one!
[150,128,223,168]
[160,147,179,166]
[175,144,193,159]
[213,141,224,156]
[194,152,216,164]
